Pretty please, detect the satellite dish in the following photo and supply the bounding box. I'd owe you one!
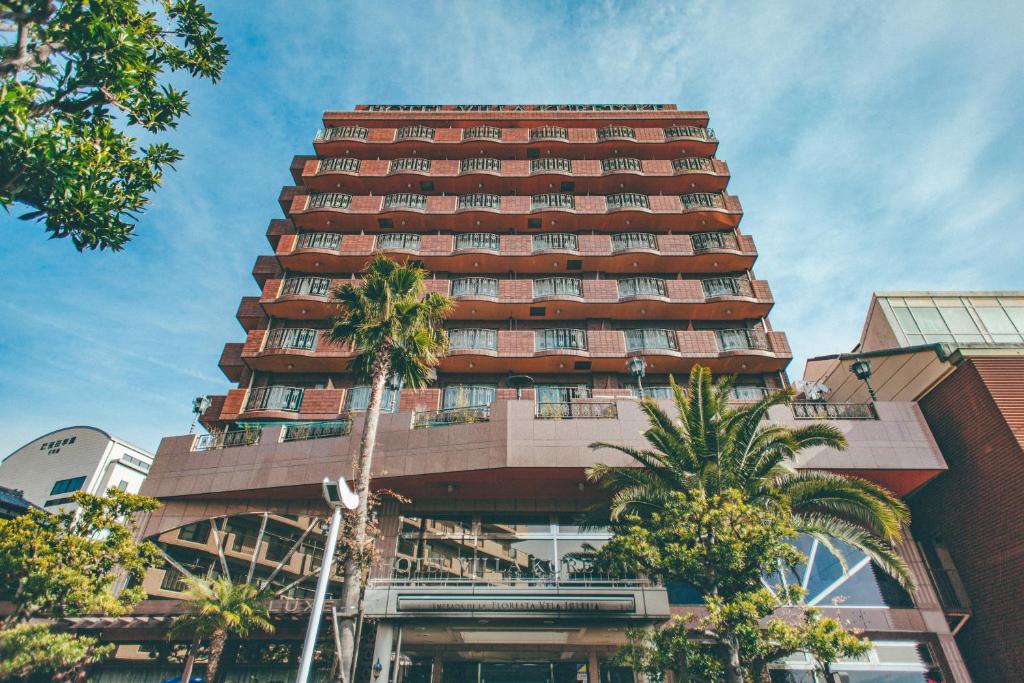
[795,380,831,401]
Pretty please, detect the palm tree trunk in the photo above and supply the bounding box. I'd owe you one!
[338,360,389,681]
[205,630,228,683]
[180,638,200,682]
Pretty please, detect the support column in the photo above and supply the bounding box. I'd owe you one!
[370,623,395,683]
[431,654,442,683]
[588,652,601,683]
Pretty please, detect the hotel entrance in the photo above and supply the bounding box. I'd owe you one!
[395,657,635,683]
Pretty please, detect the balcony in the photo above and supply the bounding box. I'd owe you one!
[625,329,678,352]
[596,125,636,140]
[664,125,715,141]
[448,328,498,351]
[606,193,650,211]
[791,402,878,420]
[281,276,331,297]
[672,157,713,173]
[531,193,575,211]
[536,400,618,419]
[316,126,367,141]
[454,232,500,251]
[716,328,770,351]
[194,429,261,451]
[383,193,427,210]
[462,125,501,141]
[530,126,568,140]
[530,157,572,174]
[691,231,739,252]
[611,232,657,252]
[296,232,341,251]
[618,277,667,298]
[265,327,319,351]
[702,277,754,299]
[460,158,501,174]
[452,277,499,298]
[457,193,501,211]
[536,328,587,351]
[681,192,726,209]
[319,157,360,173]
[376,233,421,251]
[246,386,304,412]
[534,277,582,298]
[306,193,351,210]
[413,405,491,429]
[601,157,642,173]
[532,233,578,252]
[396,125,435,140]
[281,420,353,441]
[389,158,431,174]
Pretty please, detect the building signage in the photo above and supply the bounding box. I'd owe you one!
[396,594,635,613]
[360,104,670,112]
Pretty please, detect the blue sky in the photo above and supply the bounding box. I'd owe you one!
[1,1,1022,456]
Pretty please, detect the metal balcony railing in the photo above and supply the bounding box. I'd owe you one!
[448,328,498,351]
[318,157,360,173]
[530,158,572,174]
[664,125,715,141]
[531,193,575,210]
[306,193,352,210]
[458,193,501,210]
[452,277,499,297]
[281,420,353,442]
[462,125,501,140]
[536,401,618,419]
[597,125,635,140]
[281,276,331,297]
[681,192,726,209]
[460,157,501,173]
[618,277,667,298]
[716,328,770,351]
[534,277,582,297]
[690,231,739,252]
[532,233,578,252]
[194,429,261,451]
[317,126,368,141]
[672,157,713,172]
[246,386,304,412]
[265,327,319,351]
[702,277,753,298]
[389,157,431,174]
[454,233,500,251]
[376,233,421,251]
[296,232,341,250]
[530,126,568,140]
[625,329,678,351]
[536,328,587,351]
[382,193,427,210]
[606,193,650,210]
[611,232,657,251]
[601,157,642,173]
[396,125,435,140]
[791,402,879,420]
[413,405,491,429]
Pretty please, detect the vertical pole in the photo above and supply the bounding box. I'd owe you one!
[637,374,644,399]
[296,505,343,683]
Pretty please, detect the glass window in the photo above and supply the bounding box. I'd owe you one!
[442,384,496,409]
[536,384,590,404]
[977,306,1022,342]
[938,307,979,335]
[1004,307,1024,334]
[116,480,129,491]
[49,476,86,495]
[479,513,552,535]
[910,307,949,335]
[178,520,212,544]
[345,385,399,412]
[891,306,919,334]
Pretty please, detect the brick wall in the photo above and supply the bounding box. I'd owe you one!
[298,389,344,418]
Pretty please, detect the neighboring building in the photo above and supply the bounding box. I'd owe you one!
[804,292,1024,683]
[0,485,37,519]
[0,426,154,512]
[83,108,969,682]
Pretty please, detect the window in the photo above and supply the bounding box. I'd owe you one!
[442,385,496,409]
[178,520,212,544]
[345,385,400,413]
[160,566,188,592]
[631,385,675,399]
[117,480,129,491]
[122,454,151,472]
[976,306,1021,342]
[50,476,86,495]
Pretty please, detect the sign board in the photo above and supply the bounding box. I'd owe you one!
[396,594,635,614]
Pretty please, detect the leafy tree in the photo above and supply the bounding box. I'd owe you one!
[327,255,453,680]
[169,576,274,683]
[0,0,228,250]
[0,488,161,679]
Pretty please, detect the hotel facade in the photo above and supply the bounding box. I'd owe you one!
[86,106,971,683]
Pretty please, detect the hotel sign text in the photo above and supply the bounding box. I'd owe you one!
[396,594,635,613]
[361,104,670,112]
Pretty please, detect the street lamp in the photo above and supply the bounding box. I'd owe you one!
[295,477,360,683]
[189,396,211,434]
[849,358,878,402]
[627,355,648,398]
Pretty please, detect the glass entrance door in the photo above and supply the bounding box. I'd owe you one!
[441,661,587,683]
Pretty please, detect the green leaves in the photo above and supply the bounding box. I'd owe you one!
[0,0,227,250]
[0,623,112,680]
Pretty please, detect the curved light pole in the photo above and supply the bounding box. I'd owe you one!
[628,355,648,398]
[295,477,360,683]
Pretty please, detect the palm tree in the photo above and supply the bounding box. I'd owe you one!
[328,255,453,679]
[586,365,912,588]
[169,576,274,683]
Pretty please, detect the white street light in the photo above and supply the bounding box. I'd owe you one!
[295,477,359,683]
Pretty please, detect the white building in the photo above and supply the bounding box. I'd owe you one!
[0,426,154,512]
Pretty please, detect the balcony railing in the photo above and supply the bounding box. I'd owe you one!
[383,193,427,210]
[376,233,421,251]
[625,329,678,352]
[530,158,572,174]
[454,233,500,251]
[413,405,491,429]
[452,277,499,297]
[389,157,431,174]
[281,276,331,297]
[536,401,618,419]
[462,125,501,140]
[691,231,739,252]
[246,386,304,412]
[534,277,582,297]
[532,233,578,252]
[265,327,319,351]
[194,429,261,451]
[618,277,666,298]
[296,232,341,250]
[791,402,878,420]
[536,328,587,350]
[448,328,498,351]
[458,193,501,210]
[601,157,642,173]
[396,125,435,140]
[611,232,657,251]
[460,157,501,173]
[317,126,368,141]
[716,328,769,351]
[672,157,713,172]
[681,192,726,209]
[597,125,636,140]
[606,193,650,210]
[531,193,575,210]
[318,157,360,173]
[530,126,568,140]
[306,193,352,210]
[664,125,715,141]
[281,420,353,442]
[702,277,753,298]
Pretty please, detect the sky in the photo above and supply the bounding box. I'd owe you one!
[1,0,1022,457]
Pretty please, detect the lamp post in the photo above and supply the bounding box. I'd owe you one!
[627,355,648,398]
[849,358,878,402]
[295,477,360,683]
[189,396,211,434]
